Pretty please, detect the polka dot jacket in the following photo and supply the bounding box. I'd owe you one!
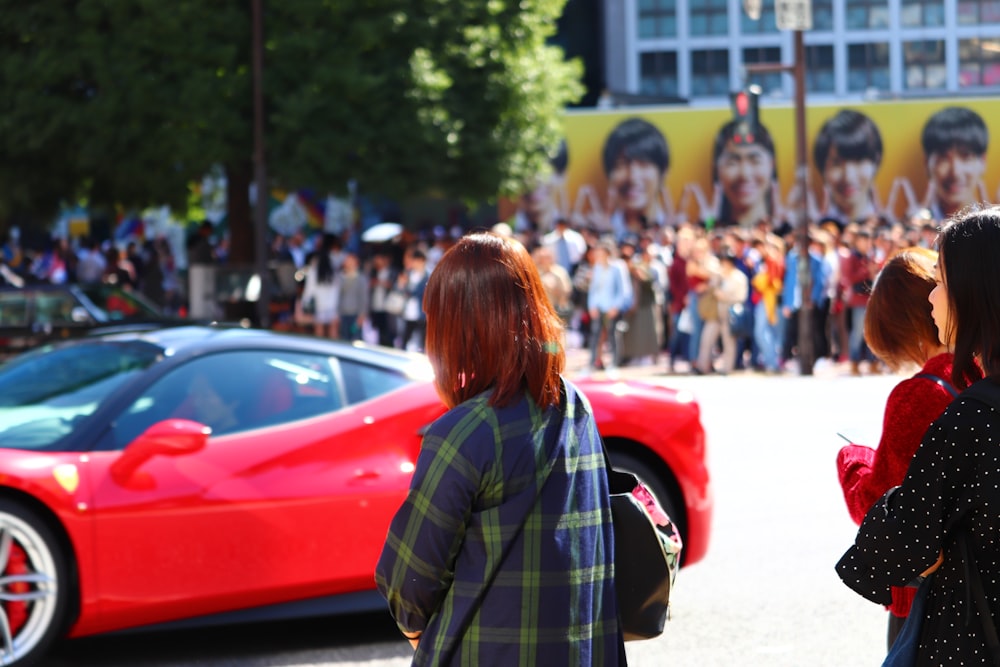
[837,380,1000,665]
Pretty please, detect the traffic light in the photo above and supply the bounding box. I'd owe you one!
[729,85,761,144]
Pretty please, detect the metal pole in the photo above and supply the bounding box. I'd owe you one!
[793,29,813,375]
[252,0,271,328]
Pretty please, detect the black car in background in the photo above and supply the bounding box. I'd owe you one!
[0,284,176,358]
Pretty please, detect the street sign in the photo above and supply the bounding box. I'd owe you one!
[776,0,812,30]
[743,0,762,20]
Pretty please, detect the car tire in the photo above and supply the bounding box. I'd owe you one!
[607,450,684,543]
[0,499,71,666]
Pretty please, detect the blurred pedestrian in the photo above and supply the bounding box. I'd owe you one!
[841,227,879,374]
[751,233,785,373]
[336,252,368,341]
[300,234,340,339]
[621,237,664,365]
[696,249,747,374]
[665,225,693,372]
[368,251,398,347]
[587,238,632,372]
[532,245,574,327]
[76,238,106,284]
[396,247,429,352]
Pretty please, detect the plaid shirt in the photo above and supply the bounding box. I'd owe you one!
[375,378,624,666]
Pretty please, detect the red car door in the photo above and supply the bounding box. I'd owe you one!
[84,350,435,634]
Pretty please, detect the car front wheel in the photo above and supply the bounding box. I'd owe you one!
[0,500,70,666]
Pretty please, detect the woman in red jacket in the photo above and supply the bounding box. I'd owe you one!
[835,246,973,649]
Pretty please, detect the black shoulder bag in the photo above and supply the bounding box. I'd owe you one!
[601,443,682,641]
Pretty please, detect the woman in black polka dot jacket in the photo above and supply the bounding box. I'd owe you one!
[837,205,1000,665]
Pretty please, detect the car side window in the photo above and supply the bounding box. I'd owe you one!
[338,358,412,405]
[111,350,342,449]
[0,292,28,326]
[34,292,83,325]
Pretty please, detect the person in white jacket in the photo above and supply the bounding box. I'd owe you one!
[300,234,340,339]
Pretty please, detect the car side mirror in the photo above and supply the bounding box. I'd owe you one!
[110,419,212,489]
[70,306,92,323]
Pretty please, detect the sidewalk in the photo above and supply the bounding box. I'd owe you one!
[564,345,890,381]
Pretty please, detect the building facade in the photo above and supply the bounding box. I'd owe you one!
[601,0,1000,105]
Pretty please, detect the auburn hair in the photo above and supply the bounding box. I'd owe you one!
[423,232,565,410]
[863,247,939,372]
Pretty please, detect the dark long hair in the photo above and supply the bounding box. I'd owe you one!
[937,206,1000,388]
[423,232,565,409]
[316,234,336,283]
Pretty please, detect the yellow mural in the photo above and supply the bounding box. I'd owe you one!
[547,97,1000,230]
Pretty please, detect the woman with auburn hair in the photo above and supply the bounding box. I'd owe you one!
[836,244,986,656]
[836,247,959,649]
[375,232,625,665]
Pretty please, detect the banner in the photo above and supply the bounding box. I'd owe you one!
[514,97,1000,233]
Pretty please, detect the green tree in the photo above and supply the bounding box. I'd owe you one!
[0,0,582,261]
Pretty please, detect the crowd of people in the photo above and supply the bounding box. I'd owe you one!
[0,229,182,312]
[251,185,951,383]
[504,210,943,378]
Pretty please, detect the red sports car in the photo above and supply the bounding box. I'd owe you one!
[0,326,712,665]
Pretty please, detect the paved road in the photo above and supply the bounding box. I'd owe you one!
[50,363,901,666]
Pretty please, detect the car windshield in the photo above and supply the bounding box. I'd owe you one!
[0,341,162,450]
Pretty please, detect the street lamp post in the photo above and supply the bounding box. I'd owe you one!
[251,0,271,329]
[743,1,813,375]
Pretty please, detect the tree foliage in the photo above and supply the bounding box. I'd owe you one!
[0,0,583,251]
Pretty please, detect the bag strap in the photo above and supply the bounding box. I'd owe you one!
[914,372,959,398]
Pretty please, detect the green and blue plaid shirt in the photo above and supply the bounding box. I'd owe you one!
[375,378,624,666]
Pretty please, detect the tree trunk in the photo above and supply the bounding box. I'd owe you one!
[226,160,255,265]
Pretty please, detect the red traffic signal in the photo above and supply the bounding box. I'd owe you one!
[734,91,750,117]
[729,86,761,144]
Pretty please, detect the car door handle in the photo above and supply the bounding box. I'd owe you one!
[352,469,380,481]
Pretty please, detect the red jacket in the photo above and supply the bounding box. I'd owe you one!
[836,353,957,618]
[840,250,876,309]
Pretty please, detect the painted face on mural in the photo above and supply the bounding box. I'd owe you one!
[716,140,773,214]
[928,146,986,215]
[823,145,877,220]
[608,155,663,216]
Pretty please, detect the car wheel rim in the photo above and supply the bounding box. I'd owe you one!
[0,514,58,666]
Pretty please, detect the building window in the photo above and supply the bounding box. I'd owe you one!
[810,0,835,30]
[689,0,728,36]
[638,0,677,38]
[846,0,890,29]
[959,38,1000,87]
[740,0,778,34]
[640,51,679,97]
[805,45,835,93]
[691,49,730,96]
[904,40,946,89]
[743,47,783,93]
[901,0,945,26]
[847,42,890,92]
[958,0,1000,25]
